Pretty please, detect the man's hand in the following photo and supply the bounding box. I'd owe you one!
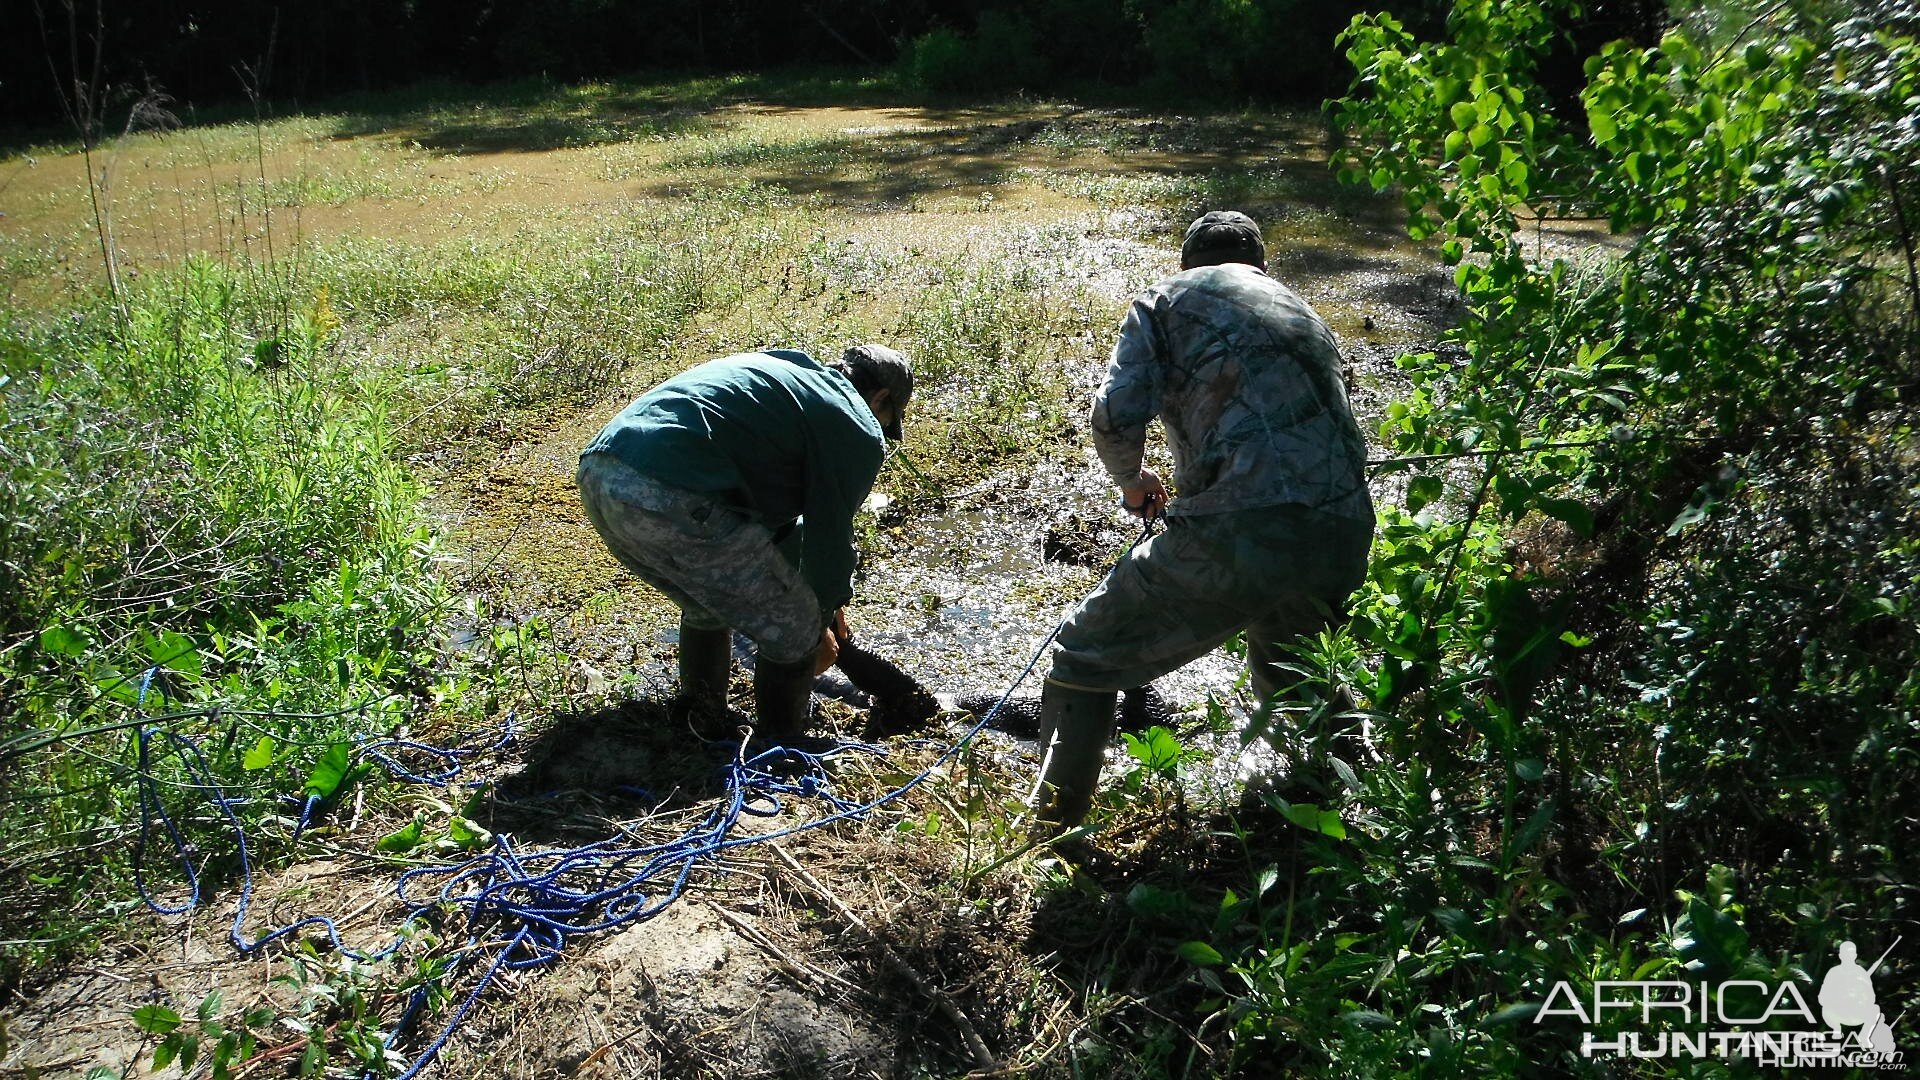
[1120,468,1169,520]
[813,608,850,675]
[814,626,841,675]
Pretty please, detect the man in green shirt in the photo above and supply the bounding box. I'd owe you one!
[578,345,913,738]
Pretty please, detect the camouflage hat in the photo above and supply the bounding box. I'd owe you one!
[1180,210,1267,269]
[840,344,913,441]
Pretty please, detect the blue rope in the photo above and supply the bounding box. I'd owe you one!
[131,516,1160,1078]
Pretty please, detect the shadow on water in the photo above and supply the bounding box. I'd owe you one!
[1271,243,1403,279]
[1367,267,1468,331]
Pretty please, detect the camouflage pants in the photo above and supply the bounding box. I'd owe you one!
[1047,503,1373,699]
[576,452,821,665]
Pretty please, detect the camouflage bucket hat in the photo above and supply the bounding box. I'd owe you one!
[1181,210,1267,269]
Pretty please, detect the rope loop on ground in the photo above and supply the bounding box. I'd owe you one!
[127,515,1159,1078]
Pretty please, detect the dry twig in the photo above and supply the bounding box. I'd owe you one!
[768,843,996,1071]
[709,903,863,996]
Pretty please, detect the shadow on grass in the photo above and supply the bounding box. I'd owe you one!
[319,69,907,154]
[482,697,734,844]
[631,107,1413,222]
[1018,796,1310,1064]
[299,70,1398,220]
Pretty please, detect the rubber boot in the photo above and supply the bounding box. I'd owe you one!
[672,622,735,739]
[1032,681,1120,830]
[753,655,816,742]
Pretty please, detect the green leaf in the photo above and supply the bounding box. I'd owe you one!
[1122,726,1187,776]
[447,816,492,849]
[1405,474,1444,513]
[1176,940,1224,967]
[1587,105,1617,145]
[1275,799,1348,840]
[1632,957,1669,979]
[1485,1002,1541,1026]
[1443,130,1467,160]
[39,623,91,657]
[376,817,426,853]
[1539,497,1594,538]
[1315,808,1348,840]
[242,736,278,772]
[1666,491,1717,536]
[1675,896,1750,976]
[303,743,356,801]
[1501,157,1529,196]
[133,1004,183,1035]
[1515,758,1545,782]
[148,630,202,678]
[177,1032,201,1072]
[460,783,491,819]
[198,989,224,1023]
[1511,800,1555,856]
[1449,100,1477,129]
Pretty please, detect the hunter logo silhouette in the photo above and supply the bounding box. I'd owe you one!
[1819,939,1899,1055]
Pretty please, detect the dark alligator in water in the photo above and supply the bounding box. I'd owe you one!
[831,638,1175,738]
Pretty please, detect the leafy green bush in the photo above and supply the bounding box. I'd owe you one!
[0,259,507,985]
[898,11,1047,94]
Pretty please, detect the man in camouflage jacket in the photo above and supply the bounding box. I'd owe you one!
[1033,211,1376,828]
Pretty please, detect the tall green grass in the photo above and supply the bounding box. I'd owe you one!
[0,259,473,985]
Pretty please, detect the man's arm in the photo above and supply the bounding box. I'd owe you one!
[800,429,884,615]
[1092,294,1169,516]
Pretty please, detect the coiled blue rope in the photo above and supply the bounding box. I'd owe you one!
[132,515,1159,1078]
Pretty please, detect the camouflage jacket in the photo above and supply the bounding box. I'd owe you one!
[1090,263,1373,521]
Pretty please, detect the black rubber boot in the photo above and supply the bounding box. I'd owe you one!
[753,655,817,742]
[1032,681,1120,830]
[672,622,735,739]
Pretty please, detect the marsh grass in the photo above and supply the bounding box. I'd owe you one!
[0,115,1120,979]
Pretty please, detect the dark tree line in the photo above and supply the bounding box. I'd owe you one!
[2,0,1671,137]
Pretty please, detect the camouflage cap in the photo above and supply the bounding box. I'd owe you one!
[840,344,913,441]
[1180,210,1267,270]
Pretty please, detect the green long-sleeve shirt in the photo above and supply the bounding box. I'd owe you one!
[582,349,884,612]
